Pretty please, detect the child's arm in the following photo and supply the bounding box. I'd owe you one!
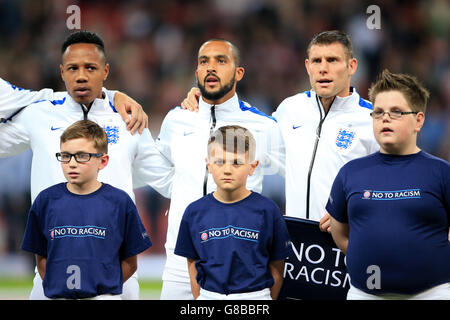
[187,258,200,299]
[330,216,350,254]
[121,255,138,283]
[35,254,46,280]
[268,259,285,300]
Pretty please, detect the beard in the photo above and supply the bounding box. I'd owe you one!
[197,72,236,101]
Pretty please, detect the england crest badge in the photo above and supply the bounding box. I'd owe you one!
[336,128,355,149]
[104,125,120,144]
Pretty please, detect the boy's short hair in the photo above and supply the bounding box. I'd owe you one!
[368,69,430,114]
[61,30,106,61]
[207,125,256,161]
[307,30,353,59]
[60,120,108,154]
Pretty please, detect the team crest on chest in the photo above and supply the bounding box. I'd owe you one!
[336,128,355,149]
[104,125,120,144]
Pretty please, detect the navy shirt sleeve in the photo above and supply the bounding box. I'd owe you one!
[119,197,152,259]
[326,168,349,223]
[174,207,199,260]
[21,194,48,257]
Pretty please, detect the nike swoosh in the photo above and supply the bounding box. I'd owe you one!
[183,131,194,136]
[51,126,63,131]
[292,125,302,129]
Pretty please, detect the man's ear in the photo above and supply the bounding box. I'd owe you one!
[103,63,110,81]
[60,64,65,82]
[235,66,245,83]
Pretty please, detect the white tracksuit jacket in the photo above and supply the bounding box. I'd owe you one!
[272,87,379,221]
[157,93,283,283]
[0,88,174,203]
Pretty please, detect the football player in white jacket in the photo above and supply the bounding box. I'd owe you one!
[0,79,148,135]
[182,30,379,230]
[0,31,174,299]
[157,39,284,299]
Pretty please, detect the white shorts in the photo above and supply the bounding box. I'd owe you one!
[347,282,450,300]
[29,269,139,300]
[197,288,272,300]
[160,280,193,300]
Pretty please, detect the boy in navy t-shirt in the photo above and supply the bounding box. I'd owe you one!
[327,70,449,300]
[21,120,152,299]
[175,125,292,300]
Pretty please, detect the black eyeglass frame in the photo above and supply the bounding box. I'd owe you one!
[370,110,418,119]
[55,152,104,163]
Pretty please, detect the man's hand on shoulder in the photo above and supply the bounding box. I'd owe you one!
[114,91,148,134]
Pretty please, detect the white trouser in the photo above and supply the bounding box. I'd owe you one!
[197,288,272,300]
[29,269,140,300]
[160,280,193,300]
[347,282,450,300]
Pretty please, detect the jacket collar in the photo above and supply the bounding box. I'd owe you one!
[65,88,114,114]
[198,93,241,116]
[311,87,361,111]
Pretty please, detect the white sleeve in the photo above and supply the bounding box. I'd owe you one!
[132,128,174,198]
[154,112,175,164]
[0,78,55,120]
[0,109,31,157]
[268,110,286,177]
[105,88,117,105]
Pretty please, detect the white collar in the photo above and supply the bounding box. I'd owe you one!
[198,93,241,115]
[65,88,114,114]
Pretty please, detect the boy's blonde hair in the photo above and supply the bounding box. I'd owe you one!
[60,120,108,154]
[368,69,430,114]
[207,125,256,161]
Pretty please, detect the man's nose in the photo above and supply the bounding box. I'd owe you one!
[76,68,88,82]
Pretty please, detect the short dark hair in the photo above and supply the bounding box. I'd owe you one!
[368,69,430,114]
[307,30,353,59]
[207,125,256,161]
[61,30,106,58]
[60,120,108,154]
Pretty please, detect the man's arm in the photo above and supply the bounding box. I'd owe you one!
[121,255,138,283]
[35,254,46,280]
[113,91,148,135]
[187,258,200,299]
[132,128,174,197]
[330,216,350,254]
[0,78,147,134]
[268,259,285,300]
[0,78,54,120]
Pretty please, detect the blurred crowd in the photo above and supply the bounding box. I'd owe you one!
[0,0,448,258]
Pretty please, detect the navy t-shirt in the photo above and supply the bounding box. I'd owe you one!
[21,183,152,299]
[175,192,292,295]
[326,151,450,295]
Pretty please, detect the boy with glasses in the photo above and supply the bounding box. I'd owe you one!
[21,120,152,300]
[327,70,450,299]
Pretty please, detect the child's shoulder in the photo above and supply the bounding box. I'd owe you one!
[248,192,282,212]
[99,183,134,202]
[35,182,67,200]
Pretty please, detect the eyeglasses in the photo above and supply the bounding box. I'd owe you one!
[370,110,418,119]
[56,152,104,163]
